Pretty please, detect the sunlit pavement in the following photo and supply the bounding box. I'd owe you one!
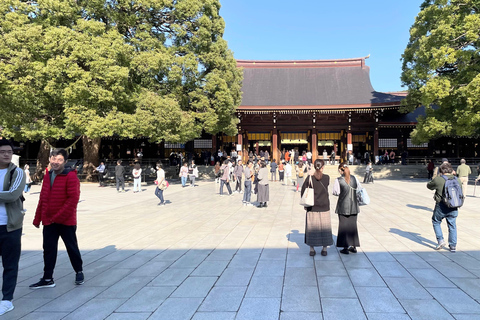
[4,176,480,320]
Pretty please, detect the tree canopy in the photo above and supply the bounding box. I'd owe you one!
[401,0,480,144]
[0,0,242,143]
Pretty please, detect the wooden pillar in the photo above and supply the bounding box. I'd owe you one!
[255,141,259,155]
[374,128,379,160]
[237,132,243,163]
[347,131,352,154]
[312,129,318,161]
[243,131,249,162]
[272,129,278,163]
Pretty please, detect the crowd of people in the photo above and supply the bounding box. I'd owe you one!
[1,139,479,317]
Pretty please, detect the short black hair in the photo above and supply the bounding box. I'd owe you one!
[0,139,14,150]
[50,148,68,161]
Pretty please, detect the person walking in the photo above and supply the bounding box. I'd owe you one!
[332,162,361,254]
[95,161,106,187]
[188,160,198,187]
[115,160,125,193]
[284,161,292,186]
[427,162,459,252]
[24,164,32,194]
[270,159,277,181]
[296,161,306,192]
[132,162,142,192]
[0,140,26,315]
[363,161,373,183]
[30,148,84,289]
[219,160,232,196]
[154,162,166,206]
[456,159,471,197]
[256,161,269,208]
[301,159,333,256]
[234,160,244,193]
[179,162,188,187]
[243,161,254,206]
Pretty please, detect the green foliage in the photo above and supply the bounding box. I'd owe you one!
[0,0,242,143]
[401,0,480,144]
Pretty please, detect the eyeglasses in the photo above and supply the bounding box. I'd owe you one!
[0,150,13,155]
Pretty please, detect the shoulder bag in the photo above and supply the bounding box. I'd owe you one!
[300,175,314,207]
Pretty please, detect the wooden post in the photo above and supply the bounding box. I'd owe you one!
[237,132,243,163]
[374,129,379,161]
[312,129,318,161]
[272,129,278,163]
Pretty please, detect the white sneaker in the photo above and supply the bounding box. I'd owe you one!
[0,300,14,316]
[435,241,446,250]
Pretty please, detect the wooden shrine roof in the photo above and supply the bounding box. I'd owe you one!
[238,57,406,110]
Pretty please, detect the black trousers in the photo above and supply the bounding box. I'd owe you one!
[98,173,104,186]
[235,177,242,192]
[0,226,21,300]
[43,224,83,279]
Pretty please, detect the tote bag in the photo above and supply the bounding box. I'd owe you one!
[300,175,314,207]
[354,176,370,206]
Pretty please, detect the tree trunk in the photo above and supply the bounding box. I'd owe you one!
[82,136,101,182]
[33,139,53,182]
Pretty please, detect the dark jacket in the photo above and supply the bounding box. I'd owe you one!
[333,176,360,216]
[0,163,26,231]
[115,164,125,178]
[301,174,330,212]
[34,168,80,227]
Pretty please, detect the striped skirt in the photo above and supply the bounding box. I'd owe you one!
[305,210,333,247]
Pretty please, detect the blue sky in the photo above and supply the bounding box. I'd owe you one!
[220,1,423,93]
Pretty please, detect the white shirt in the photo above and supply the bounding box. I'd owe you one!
[306,152,312,159]
[0,169,8,225]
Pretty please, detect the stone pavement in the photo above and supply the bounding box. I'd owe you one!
[3,175,480,320]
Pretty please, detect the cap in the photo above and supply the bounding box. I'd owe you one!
[441,158,448,163]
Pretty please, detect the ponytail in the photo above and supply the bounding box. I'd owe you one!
[313,159,324,180]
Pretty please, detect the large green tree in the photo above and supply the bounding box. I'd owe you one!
[401,0,480,144]
[0,0,242,179]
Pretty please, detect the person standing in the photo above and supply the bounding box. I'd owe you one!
[154,162,166,206]
[456,159,471,197]
[278,161,285,183]
[179,162,188,187]
[0,140,26,315]
[132,162,142,192]
[115,160,125,193]
[95,161,106,187]
[219,160,232,196]
[256,161,269,208]
[363,160,373,183]
[330,150,336,165]
[24,164,32,194]
[234,160,244,193]
[332,162,360,254]
[427,162,459,252]
[243,161,254,206]
[296,161,305,192]
[306,150,312,165]
[214,161,221,183]
[269,159,277,181]
[30,148,84,289]
[301,159,333,256]
[427,159,435,180]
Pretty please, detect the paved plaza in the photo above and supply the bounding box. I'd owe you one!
[3,175,480,319]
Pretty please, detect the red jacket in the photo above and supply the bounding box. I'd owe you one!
[33,168,80,226]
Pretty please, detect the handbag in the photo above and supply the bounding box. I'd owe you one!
[354,177,370,205]
[299,175,314,207]
[159,180,169,190]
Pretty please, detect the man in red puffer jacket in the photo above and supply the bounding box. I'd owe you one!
[30,148,84,289]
